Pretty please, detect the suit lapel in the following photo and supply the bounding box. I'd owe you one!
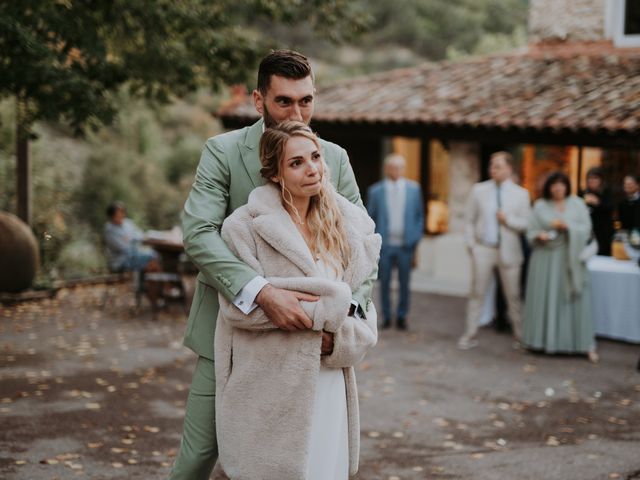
[238,119,265,189]
[379,185,390,235]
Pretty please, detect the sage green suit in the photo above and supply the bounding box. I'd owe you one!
[170,119,376,479]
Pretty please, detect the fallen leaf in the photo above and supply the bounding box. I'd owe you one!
[546,436,560,446]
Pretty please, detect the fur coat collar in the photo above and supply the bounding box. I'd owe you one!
[246,182,380,288]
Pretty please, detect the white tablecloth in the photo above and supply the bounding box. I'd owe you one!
[587,256,640,343]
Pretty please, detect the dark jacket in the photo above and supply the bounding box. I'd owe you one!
[579,188,614,256]
[618,195,640,232]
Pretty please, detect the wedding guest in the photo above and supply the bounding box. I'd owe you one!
[579,167,613,256]
[523,172,598,362]
[367,154,424,330]
[104,201,159,273]
[459,152,530,349]
[618,174,640,232]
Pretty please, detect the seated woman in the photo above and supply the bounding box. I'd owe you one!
[104,201,159,273]
[214,121,380,479]
[523,172,598,363]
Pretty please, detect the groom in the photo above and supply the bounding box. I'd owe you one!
[170,50,376,479]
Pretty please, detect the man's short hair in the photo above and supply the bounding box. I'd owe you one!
[490,151,513,167]
[106,201,125,219]
[257,50,313,95]
[586,166,604,179]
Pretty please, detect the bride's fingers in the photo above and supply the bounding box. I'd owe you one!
[293,292,319,302]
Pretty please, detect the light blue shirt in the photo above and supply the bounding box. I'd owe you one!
[104,218,144,271]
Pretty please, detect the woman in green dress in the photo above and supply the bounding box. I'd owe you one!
[523,172,598,363]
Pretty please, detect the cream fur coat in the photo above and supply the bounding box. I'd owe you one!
[215,183,381,480]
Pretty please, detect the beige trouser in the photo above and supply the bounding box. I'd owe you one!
[464,244,522,340]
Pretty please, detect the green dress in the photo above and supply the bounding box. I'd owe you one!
[523,196,595,353]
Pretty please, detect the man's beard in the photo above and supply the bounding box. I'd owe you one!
[262,104,310,128]
[263,104,277,128]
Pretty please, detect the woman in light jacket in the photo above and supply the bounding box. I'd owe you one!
[215,121,381,479]
[523,171,598,362]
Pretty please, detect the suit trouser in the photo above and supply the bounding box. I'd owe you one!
[169,356,218,480]
[379,245,414,322]
[465,244,522,340]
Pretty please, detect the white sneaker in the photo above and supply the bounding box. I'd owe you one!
[457,336,478,350]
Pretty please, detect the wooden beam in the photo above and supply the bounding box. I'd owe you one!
[220,116,640,150]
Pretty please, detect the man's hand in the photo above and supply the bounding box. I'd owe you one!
[584,193,600,206]
[255,284,318,331]
[496,210,507,225]
[321,331,334,355]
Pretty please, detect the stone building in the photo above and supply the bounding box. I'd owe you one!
[219,0,640,293]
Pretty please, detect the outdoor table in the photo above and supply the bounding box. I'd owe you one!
[142,229,189,316]
[588,255,640,343]
[143,236,184,272]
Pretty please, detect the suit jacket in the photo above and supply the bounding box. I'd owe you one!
[464,180,531,266]
[181,118,375,360]
[618,196,640,232]
[366,179,424,249]
[215,184,380,479]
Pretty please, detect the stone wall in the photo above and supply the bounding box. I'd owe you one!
[447,141,480,234]
[529,0,606,43]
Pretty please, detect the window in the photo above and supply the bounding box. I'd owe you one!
[624,0,640,34]
[611,0,640,47]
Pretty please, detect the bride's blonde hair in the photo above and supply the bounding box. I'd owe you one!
[259,121,350,272]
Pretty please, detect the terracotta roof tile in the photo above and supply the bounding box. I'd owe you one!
[221,49,640,134]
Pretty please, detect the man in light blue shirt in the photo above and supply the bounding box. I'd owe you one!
[367,154,424,330]
[104,201,159,273]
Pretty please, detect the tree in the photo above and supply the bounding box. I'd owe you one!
[0,0,368,225]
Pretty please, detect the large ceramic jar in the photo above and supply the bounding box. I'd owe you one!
[0,212,39,292]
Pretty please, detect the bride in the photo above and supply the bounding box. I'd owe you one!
[214,120,380,479]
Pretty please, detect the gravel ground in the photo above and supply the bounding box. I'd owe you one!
[1,282,639,480]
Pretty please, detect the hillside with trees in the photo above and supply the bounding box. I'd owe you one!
[0,0,528,283]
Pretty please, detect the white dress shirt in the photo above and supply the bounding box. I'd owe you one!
[482,180,510,247]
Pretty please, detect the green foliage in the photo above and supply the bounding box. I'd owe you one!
[258,0,529,75]
[0,0,370,135]
[0,90,220,281]
[0,0,530,281]
[364,0,528,60]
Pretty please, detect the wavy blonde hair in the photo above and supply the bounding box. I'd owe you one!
[259,121,351,273]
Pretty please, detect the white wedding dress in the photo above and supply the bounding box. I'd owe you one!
[305,258,349,480]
